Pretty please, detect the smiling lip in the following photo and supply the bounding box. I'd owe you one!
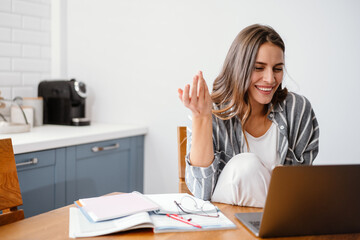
[255,85,274,95]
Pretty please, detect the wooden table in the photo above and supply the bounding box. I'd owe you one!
[1,195,359,240]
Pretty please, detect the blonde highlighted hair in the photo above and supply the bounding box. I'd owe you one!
[211,24,287,121]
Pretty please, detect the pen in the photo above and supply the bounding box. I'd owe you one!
[166,214,202,228]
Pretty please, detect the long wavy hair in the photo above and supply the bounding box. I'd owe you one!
[211,24,288,142]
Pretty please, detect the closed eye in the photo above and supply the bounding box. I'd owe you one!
[254,67,264,71]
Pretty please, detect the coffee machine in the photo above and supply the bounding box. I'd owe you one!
[38,79,90,126]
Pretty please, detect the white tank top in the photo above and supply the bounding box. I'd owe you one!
[245,122,280,171]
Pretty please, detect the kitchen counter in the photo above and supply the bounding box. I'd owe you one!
[0,123,148,154]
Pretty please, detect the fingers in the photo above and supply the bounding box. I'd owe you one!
[190,75,199,105]
[203,74,211,101]
[198,71,211,102]
[198,70,204,80]
[178,88,183,101]
[182,84,191,106]
[198,71,207,101]
[179,71,211,114]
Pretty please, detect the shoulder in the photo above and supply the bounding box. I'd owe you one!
[211,109,242,136]
[275,92,316,130]
[283,92,313,113]
[211,113,239,128]
[275,92,316,126]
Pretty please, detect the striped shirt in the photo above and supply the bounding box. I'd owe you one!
[185,92,320,200]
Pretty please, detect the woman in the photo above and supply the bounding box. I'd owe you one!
[178,24,319,207]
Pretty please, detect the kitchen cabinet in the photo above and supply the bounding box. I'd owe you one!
[15,135,144,218]
[65,136,144,204]
[15,148,66,218]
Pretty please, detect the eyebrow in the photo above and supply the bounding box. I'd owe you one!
[255,61,284,66]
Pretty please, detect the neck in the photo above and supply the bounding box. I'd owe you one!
[249,99,266,119]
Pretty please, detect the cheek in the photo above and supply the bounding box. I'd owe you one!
[250,72,262,83]
[275,72,284,84]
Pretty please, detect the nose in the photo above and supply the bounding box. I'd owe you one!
[263,68,275,84]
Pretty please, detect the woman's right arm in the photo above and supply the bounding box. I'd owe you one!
[178,71,214,167]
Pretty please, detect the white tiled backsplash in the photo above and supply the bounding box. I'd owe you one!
[0,0,51,116]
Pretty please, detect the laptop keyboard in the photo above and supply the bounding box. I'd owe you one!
[249,221,261,230]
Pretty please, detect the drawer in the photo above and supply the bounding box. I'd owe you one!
[75,138,131,159]
[15,149,56,172]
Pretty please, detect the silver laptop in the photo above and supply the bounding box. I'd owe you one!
[235,165,360,238]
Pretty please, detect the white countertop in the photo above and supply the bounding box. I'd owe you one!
[0,123,148,154]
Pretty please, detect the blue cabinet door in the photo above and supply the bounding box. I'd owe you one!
[15,148,66,218]
[65,136,144,204]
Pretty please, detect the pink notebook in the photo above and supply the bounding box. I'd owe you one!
[75,192,160,222]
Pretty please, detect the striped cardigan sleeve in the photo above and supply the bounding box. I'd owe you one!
[284,93,320,165]
[184,118,222,201]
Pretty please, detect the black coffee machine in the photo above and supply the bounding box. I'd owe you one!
[38,79,90,126]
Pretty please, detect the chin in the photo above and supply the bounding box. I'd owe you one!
[256,96,273,105]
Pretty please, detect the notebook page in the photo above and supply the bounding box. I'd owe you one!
[78,192,160,221]
[69,207,154,238]
[150,212,236,233]
[145,193,218,215]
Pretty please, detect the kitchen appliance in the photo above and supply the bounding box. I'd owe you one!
[38,79,90,126]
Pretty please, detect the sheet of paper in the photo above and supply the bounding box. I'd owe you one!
[145,193,188,214]
[145,193,218,215]
[150,212,236,233]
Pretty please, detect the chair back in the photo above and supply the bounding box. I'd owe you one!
[177,126,192,195]
[0,138,24,226]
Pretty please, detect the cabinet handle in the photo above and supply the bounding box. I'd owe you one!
[16,158,38,167]
[91,143,120,152]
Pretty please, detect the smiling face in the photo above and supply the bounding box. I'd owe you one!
[247,42,284,111]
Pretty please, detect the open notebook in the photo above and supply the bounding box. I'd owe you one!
[69,193,236,238]
[74,192,160,222]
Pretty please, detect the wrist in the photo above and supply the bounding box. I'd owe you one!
[191,114,212,138]
[192,114,212,124]
[192,116,212,130]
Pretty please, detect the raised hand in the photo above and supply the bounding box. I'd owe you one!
[178,71,212,119]
[178,71,214,168]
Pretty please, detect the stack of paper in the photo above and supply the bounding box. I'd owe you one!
[69,193,236,238]
[75,192,160,222]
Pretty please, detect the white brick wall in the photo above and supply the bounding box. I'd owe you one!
[0,1,12,12]
[0,0,51,117]
[0,58,11,70]
[0,28,12,41]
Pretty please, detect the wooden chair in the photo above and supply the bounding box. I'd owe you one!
[177,126,192,195]
[0,138,24,226]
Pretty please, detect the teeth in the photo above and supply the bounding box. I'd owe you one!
[257,86,272,91]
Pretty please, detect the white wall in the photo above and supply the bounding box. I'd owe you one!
[65,0,360,194]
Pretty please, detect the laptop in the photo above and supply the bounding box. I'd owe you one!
[235,164,360,238]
